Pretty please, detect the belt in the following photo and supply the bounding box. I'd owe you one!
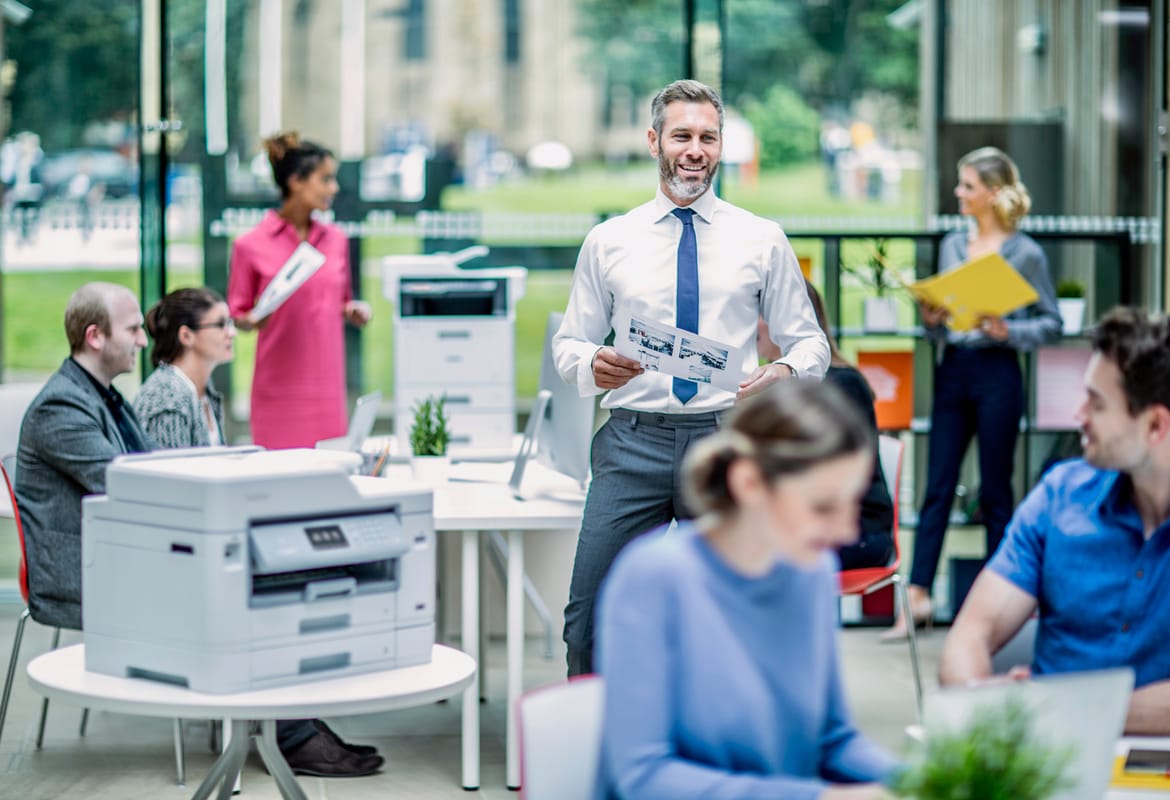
[609,408,725,428]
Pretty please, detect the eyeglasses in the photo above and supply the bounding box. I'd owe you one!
[190,318,235,332]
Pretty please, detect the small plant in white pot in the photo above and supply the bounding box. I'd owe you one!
[409,395,451,484]
[843,238,903,332]
[1056,279,1087,335]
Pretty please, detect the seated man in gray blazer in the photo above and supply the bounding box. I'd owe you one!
[15,282,384,777]
[15,281,151,631]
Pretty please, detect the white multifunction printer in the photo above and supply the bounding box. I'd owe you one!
[82,447,435,693]
[382,245,527,457]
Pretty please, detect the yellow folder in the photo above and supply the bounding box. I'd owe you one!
[908,252,1039,333]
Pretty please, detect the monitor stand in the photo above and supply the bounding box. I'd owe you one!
[507,389,552,499]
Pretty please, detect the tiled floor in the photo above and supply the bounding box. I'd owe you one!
[0,605,940,799]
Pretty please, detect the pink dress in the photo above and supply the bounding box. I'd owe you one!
[227,210,352,449]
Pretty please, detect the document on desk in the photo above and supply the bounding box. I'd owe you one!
[907,252,1039,333]
[615,311,746,392]
[251,242,327,321]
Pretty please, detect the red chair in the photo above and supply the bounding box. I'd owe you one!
[0,451,50,746]
[838,435,923,719]
[517,675,604,800]
[0,454,188,780]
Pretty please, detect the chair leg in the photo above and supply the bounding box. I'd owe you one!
[35,627,65,749]
[895,576,925,720]
[174,718,186,786]
[0,607,31,746]
[79,708,89,736]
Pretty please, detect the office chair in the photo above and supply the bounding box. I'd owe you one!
[517,675,604,800]
[838,435,924,719]
[0,454,189,783]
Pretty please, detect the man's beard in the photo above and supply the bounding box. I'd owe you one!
[659,152,716,201]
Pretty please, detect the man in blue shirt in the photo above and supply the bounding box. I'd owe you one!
[940,306,1170,734]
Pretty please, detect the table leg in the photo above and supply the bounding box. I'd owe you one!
[461,529,481,789]
[190,718,249,800]
[506,529,524,789]
[257,720,309,800]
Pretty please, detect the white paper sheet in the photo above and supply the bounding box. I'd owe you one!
[251,241,327,321]
[615,311,746,393]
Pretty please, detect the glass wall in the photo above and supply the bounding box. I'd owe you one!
[0,0,1165,589]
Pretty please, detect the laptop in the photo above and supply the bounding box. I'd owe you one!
[922,668,1134,800]
[315,390,382,452]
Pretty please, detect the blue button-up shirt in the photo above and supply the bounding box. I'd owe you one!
[989,459,1170,688]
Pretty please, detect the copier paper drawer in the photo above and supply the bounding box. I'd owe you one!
[249,622,434,684]
[395,322,510,384]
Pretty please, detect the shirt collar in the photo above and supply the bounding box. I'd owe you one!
[259,209,323,243]
[1095,468,1138,524]
[71,357,125,408]
[163,362,200,400]
[653,186,717,225]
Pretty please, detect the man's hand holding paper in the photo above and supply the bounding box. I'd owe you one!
[613,311,747,393]
[908,251,1039,332]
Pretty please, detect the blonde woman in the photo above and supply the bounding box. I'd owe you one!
[888,147,1061,639]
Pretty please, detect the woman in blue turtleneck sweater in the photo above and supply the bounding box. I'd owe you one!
[595,380,898,800]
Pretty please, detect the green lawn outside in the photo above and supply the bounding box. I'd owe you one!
[3,160,923,407]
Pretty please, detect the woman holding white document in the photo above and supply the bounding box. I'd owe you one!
[227,132,371,449]
[886,146,1061,640]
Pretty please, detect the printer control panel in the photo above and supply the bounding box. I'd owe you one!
[251,509,409,575]
[305,524,348,549]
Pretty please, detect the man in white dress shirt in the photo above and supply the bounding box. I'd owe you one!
[553,79,830,675]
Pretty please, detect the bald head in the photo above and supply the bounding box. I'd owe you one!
[65,282,135,355]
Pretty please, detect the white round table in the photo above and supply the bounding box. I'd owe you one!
[27,643,476,800]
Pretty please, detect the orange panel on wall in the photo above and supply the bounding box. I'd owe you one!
[856,351,914,430]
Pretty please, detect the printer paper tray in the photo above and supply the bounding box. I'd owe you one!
[86,622,434,694]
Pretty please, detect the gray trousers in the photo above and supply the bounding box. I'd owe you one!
[563,408,723,676]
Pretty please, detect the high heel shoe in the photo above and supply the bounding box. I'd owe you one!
[879,597,933,642]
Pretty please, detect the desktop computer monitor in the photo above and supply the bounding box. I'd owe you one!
[509,312,595,495]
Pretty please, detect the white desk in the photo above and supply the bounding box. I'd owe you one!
[384,459,585,789]
[27,643,476,800]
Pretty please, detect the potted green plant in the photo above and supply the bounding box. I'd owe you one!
[409,394,451,484]
[894,698,1074,800]
[1056,279,1087,335]
[842,238,904,332]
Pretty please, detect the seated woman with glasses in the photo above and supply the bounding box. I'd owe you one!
[131,284,385,776]
[596,380,898,800]
[133,287,236,448]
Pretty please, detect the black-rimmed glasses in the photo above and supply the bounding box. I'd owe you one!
[190,318,236,332]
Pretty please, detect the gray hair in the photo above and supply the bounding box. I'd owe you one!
[651,80,725,139]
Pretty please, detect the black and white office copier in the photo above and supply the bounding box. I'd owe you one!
[81,447,435,693]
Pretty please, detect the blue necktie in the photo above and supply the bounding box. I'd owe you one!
[672,207,699,404]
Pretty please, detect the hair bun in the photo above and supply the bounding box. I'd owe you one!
[263,131,301,164]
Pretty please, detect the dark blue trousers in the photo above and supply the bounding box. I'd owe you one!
[909,346,1023,590]
[563,408,721,676]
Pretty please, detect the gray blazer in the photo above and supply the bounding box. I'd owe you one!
[14,357,153,629]
[133,363,225,448]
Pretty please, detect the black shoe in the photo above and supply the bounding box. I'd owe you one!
[281,731,384,778]
[312,719,379,756]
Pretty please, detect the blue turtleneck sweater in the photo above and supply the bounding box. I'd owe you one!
[596,523,898,799]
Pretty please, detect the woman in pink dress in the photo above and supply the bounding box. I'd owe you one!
[228,132,371,449]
